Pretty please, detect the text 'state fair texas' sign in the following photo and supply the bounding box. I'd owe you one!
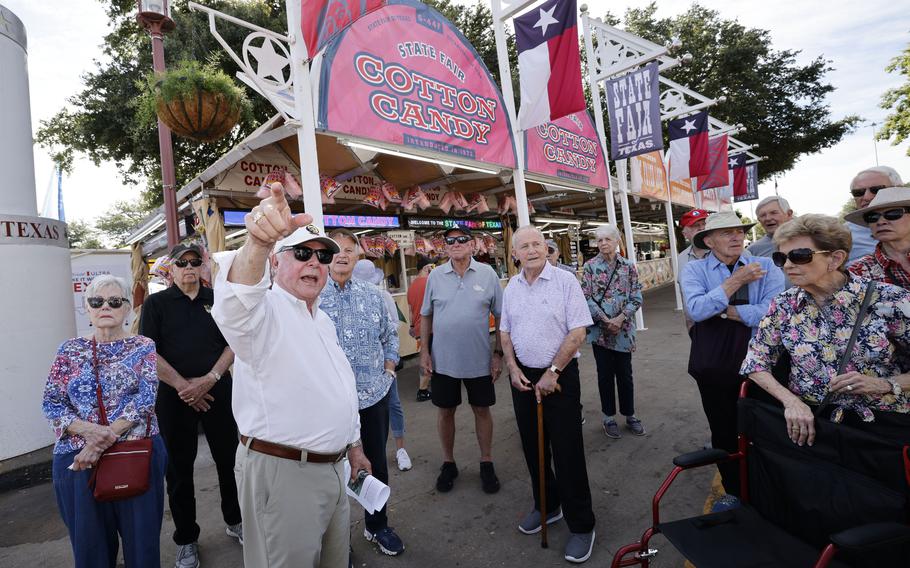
[314,0,517,170]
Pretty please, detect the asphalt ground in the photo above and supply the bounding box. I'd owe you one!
[0,285,715,568]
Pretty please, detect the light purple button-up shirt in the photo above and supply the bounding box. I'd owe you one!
[501,262,594,368]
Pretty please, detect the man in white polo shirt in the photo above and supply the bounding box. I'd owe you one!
[211,184,370,568]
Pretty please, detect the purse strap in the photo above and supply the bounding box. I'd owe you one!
[593,258,622,315]
[814,280,876,417]
[92,338,152,436]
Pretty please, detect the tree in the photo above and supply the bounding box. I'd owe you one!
[878,42,910,156]
[67,220,104,249]
[611,3,859,181]
[95,199,156,247]
[36,0,505,210]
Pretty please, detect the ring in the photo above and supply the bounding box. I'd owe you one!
[847,384,854,391]
[189,397,195,402]
[253,211,265,224]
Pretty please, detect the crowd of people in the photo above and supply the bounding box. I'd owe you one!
[40,165,910,567]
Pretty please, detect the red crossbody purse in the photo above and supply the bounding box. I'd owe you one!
[88,338,154,502]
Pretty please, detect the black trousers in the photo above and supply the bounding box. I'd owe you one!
[691,373,743,497]
[156,377,241,545]
[511,359,595,534]
[360,390,391,533]
[592,345,634,418]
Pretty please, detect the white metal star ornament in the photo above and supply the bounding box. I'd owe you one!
[245,35,291,85]
[533,5,559,36]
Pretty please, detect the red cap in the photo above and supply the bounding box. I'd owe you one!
[679,209,709,228]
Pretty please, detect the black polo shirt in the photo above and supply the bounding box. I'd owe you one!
[139,285,228,386]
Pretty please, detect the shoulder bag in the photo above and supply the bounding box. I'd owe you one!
[88,338,154,502]
[586,258,621,343]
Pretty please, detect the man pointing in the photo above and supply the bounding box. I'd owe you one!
[211,184,370,568]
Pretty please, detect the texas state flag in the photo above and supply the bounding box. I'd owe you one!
[514,0,586,130]
[667,110,710,182]
[697,134,730,191]
[729,153,748,197]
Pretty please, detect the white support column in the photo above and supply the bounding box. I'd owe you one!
[491,0,530,227]
[581,11,617,227]
[616,159,645,330]
[662,157,683,311]
[692,178,703,208]
[398,246,409,293]
[285,0,325,230]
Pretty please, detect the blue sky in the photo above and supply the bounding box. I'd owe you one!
[8,0,910,225]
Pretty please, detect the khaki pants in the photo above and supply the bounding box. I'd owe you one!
[235,440,349,568]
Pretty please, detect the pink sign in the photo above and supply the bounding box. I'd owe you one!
[524,111,609,189]
[315,0,517,169]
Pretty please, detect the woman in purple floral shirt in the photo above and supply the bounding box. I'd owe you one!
[741,215,910,447]
[582,224,645,439]
[42,275,166,568]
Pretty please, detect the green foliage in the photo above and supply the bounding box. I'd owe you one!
[67,220,104,249]
[878,42,910,156]
[610,3,859,181]
[136,59,252,130]
[95,199,157,247]
[839,198,858,218]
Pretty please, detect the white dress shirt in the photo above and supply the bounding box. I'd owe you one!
[211,250,360,453]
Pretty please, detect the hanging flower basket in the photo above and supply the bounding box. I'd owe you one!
[141,61,250,143]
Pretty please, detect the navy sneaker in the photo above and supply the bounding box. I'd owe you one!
[364,527,405,556]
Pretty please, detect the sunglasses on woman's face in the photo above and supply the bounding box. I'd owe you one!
[173,258,203,268]
[445,236,472,245]
[771,248,833,267]
[862,207,910,224]
[849,185,888,198]
[279,245,335,264]
[87,296,130,309]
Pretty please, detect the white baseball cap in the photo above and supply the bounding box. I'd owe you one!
[275,224,340,253]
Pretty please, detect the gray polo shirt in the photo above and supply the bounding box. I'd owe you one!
[421,258,503,378]
[746,235,775,257]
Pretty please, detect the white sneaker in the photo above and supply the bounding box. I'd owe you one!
[396,448,412,471]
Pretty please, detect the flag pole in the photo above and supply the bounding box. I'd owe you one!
[492,0,531,228]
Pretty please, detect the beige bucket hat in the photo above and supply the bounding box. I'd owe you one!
[693,211,756,249]
[843,187,910,227]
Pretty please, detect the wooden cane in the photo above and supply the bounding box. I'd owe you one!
[537,399,548,548]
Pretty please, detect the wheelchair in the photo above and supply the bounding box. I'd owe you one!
[611,382,910,568]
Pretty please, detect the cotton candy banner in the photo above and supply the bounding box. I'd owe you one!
[524,111,609,189]
[604,62,662,160]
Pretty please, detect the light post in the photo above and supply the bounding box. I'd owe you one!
[136,0,180,248]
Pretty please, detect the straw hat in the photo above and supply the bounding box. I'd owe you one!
[693,211,756,249]
[843,187,910,226]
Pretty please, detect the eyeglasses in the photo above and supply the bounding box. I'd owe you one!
[445,236,472,245]
[174,258,203,268]
[771,249,833,267]
[547,247,557,254]
[862,207,910,224]
[279,245,335,264]
[850,185,888,198]
[86,296,130,309]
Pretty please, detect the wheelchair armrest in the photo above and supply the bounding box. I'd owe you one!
[829,522,910,551]
[672,448,730,469]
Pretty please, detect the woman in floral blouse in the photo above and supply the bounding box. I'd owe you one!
[42,275,166,568]
[582,223,645,438]
[741,215,910,447]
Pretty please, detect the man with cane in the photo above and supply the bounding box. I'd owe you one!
[500,226,596,564]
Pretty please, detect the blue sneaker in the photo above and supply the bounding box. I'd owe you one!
[364,527,405,556]
[710,494,741,512]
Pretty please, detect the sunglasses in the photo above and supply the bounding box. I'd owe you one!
[850,185,888,198]
[445,236,472,245]
[87,296,130,309]
[279,245,335,264]
[771,249,833,267]
[174,258,203,268]
[862,207,910,224]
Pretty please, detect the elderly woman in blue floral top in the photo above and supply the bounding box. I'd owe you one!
[582,223,645,438]
[741,215,910,447]
[42,275,167,568]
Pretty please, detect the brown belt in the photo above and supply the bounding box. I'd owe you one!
[240,435,346,463]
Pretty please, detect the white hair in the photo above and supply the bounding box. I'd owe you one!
[84,275,130,303]
[511,225,544,249]
[852,166,903,187]
[755,196,792,214]
[594,223,621,241]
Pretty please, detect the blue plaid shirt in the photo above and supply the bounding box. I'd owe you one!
[320,278,399,409]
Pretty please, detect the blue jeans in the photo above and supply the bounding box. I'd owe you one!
[53,435,168,568]
[388,378,405,439]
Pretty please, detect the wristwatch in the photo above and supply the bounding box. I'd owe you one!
[548,364,562,376]
[719,312,728,320]
[887,379,902,396]
[209,370,221,382]
[386,369,397,379]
